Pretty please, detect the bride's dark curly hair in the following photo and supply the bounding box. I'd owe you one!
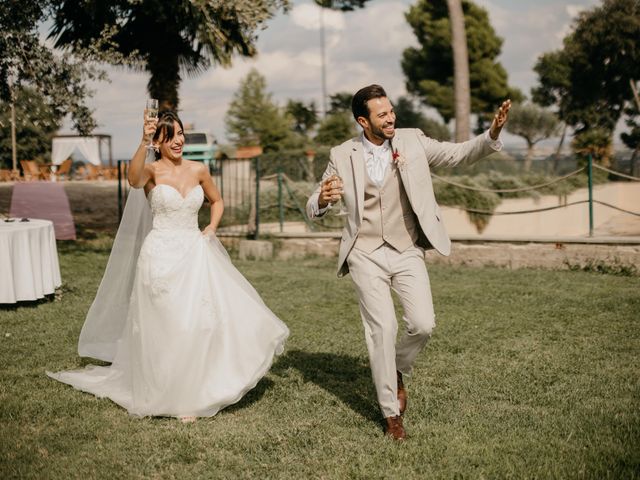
[152,111,184,160]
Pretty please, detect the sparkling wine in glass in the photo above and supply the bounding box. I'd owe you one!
[145,98,159,149]
[330,175,347,217]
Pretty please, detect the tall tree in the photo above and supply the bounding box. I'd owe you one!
[505,103,560,170]
[446,0,471,141]
[533,0,640,165]
[328,92,353,114]
[286,100,318,136]
[621,105,640,176]
[402,0,522,133]
[532,51,572,126]
[0,86,60,168]
[531,50,572,170]
[394,97,450,141]
[225,69,293,153]
[49,0,289,111]
[311,90,357,146]
[0,2,102,132]
[315,112,356,146]
[0,1,116,169]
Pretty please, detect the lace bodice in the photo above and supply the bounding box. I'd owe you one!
[148,184,203,231]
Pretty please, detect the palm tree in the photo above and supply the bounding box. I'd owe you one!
[446,0,471,141]
[49,1,289,111]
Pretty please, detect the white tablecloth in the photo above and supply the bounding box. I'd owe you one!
[0,219,62,303]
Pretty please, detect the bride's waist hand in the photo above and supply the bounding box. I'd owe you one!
[202,225,216,237]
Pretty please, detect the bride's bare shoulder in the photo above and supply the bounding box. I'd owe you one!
[143,161,157,176]
[185,159,208,175]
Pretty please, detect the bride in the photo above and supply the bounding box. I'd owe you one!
[48,110,289,421]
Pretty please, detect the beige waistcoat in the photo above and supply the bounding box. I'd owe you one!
[354,165,419,254]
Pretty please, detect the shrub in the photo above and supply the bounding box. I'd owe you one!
[564,257,638,276]
[433,176,500,232]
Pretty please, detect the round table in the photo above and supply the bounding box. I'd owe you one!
[0,219,62,304]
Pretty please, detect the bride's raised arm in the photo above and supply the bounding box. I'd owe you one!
[128,111,157,188]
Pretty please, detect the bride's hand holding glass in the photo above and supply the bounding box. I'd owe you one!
[142,99,159,149]
[142,112,158,148]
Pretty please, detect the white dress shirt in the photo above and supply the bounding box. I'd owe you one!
[362,134,392,187]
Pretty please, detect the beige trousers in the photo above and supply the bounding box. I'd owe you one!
[347,244,435,418]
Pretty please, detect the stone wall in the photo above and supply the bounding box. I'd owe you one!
[219,234,640,273]
[427,242,640,271]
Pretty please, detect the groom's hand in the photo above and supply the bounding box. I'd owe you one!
[318,175,343,209]
[489,99,512,140]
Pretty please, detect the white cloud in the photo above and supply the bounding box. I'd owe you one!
[291,3,345,31]
[474,0,508,29]
[339,1,416,55]
[325,31,343,50]
[194,49,323,94]
[566,4,587,18]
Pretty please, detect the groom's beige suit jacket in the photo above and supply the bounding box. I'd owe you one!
[307,128,499,277]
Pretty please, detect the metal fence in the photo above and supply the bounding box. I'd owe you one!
[213,157,259,236]
[117,154,640,239]
[431,155,640,236]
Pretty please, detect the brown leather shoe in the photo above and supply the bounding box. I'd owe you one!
[397,371,407,415]
[385,415,406,441]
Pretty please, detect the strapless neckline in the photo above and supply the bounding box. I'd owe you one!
[149,183,202,200]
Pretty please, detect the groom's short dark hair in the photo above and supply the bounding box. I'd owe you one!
[352,84,388,121]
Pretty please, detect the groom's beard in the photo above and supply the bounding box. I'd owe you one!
[370,121,395,142]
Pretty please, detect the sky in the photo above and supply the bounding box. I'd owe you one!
[56,0,602,160]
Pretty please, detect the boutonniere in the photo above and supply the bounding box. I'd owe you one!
[392,149,406,170]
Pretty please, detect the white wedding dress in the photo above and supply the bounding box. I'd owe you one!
[48,183,288,418]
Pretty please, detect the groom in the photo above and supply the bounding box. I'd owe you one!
[307,84,510,440]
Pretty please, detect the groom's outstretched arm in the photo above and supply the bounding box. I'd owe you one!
[418,100,511,168]
[306,150,339,219]
[489,99,511,140]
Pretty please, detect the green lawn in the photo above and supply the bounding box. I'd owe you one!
[1,244,639,479]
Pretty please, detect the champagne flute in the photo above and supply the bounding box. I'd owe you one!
[145,98,159,149]
[329,175,347,217]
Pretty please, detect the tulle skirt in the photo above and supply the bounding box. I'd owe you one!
[48,232,288,418]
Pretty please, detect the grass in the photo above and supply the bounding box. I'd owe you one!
[1,247,639,479]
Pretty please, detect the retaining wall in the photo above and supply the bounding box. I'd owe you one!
[219,235,640,272]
